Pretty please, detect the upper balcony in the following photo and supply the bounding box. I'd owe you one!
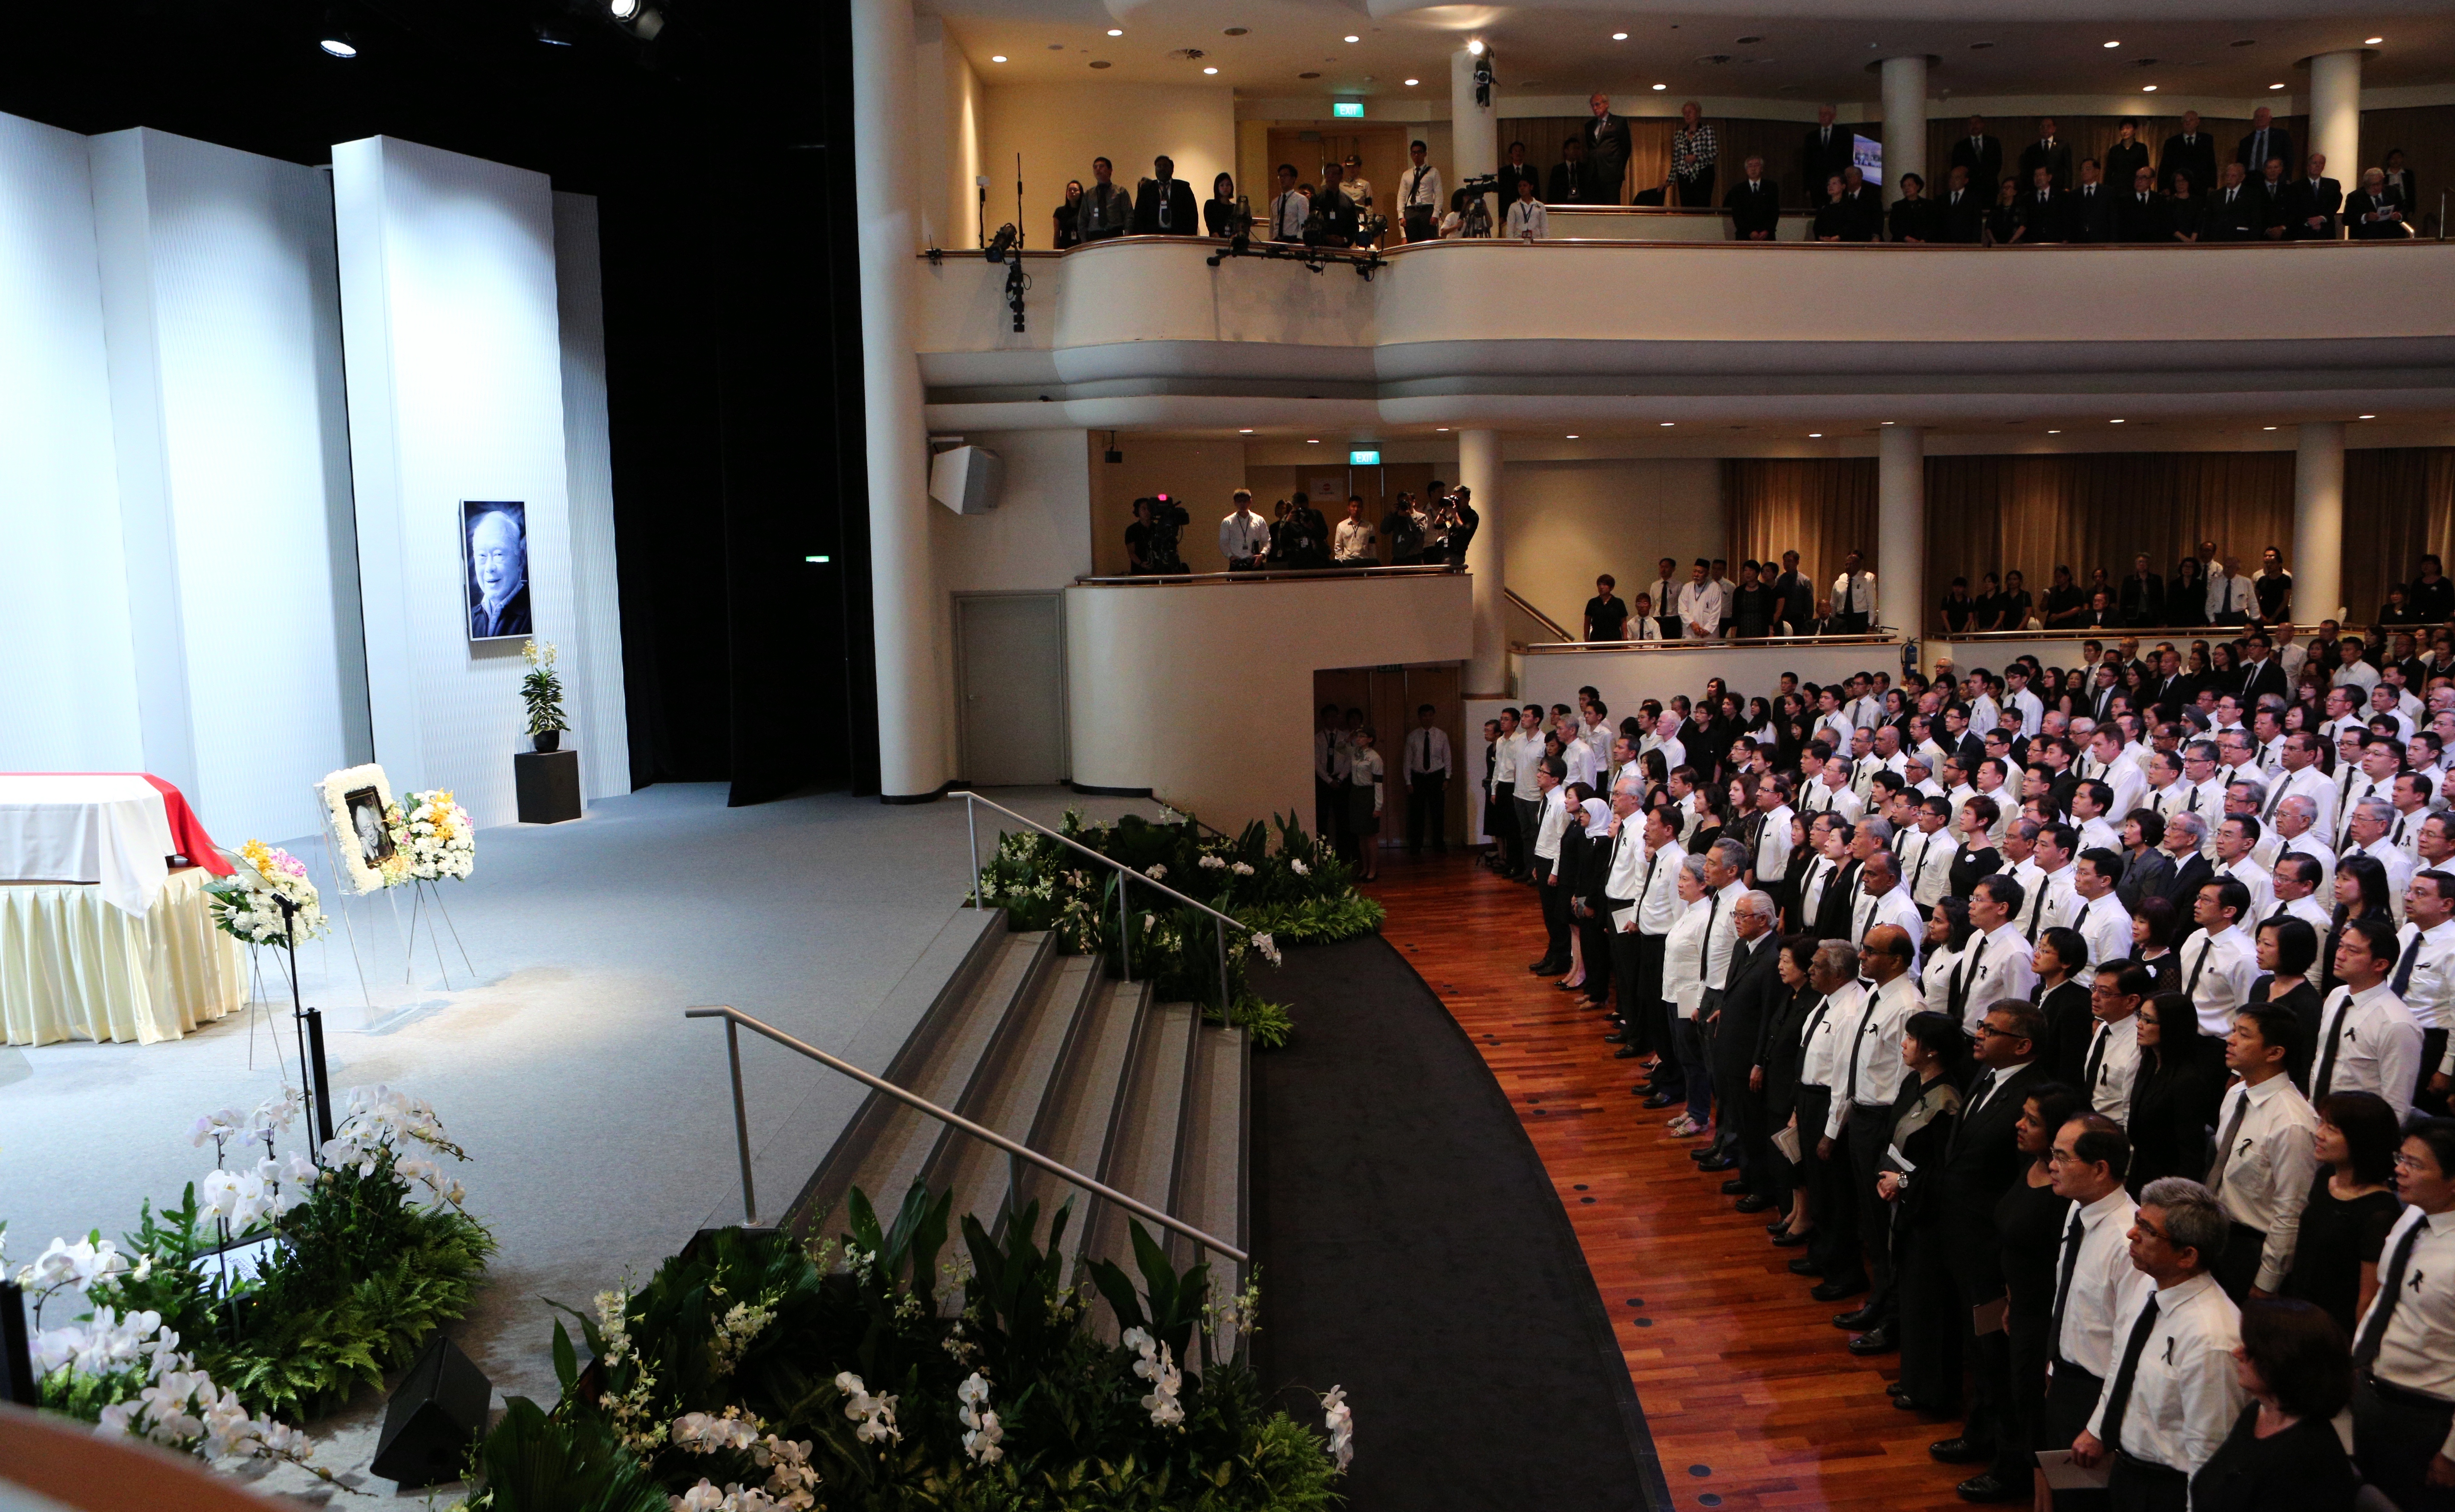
[912,229,2455,434]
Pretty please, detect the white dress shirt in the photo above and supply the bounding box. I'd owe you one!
[1219,508,1272,560]
[1401,727,1452,782]
[1533,785,1570,862]
[1675,580,1724,638]
[1603,823,1650,903]
[1851,885,1925,972]
[1967,922,2039,1024]
[1898,825,1955,908]
[2357,1206,2455,1457]
[1831,570,1877,622]
[1798,978,1857,1090]
[2069,893,2134,989]
[1271,188,1310,238]
[1754,803,1795,886]
[2279,833,2337,899]
[2309,981,2424,1121]
[2268,765,2339,840]
[1332,517,1375,561]
[1702,879,1746,990]
[1827,973,1922,1137]
[2085,1271,2245,1479]
[2021,863,2077,942]
[1398,163,1444,214]
[2077,816,2123,857]
[1504,198,1548,239]
[2083,1012,2143,1122]
[2354,837,2416,922]
[2008,688,2045,738]
[2053,1185,2150,1376]
[1636,841,1685,935]
[1921,942,1962,1021]
[1664,898,1711,1019]
[2397,919,2455,1047]
[2101,756,2148,824]
[1512,728,1545,791]
[2211,858,2276,928]
[2182,925,2257,1037]
[2209,1073,2321,1292]
[1797,854,1838,928]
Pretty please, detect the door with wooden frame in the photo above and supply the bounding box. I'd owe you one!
[1312,664,1469,845]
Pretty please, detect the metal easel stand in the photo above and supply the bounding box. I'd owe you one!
[418,878,477,979]
[243,944,296,1081]
[399,879,458,990]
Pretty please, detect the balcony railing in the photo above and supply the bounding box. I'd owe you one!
[1075,563,1461,587]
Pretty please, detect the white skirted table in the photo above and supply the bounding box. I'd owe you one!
[0,774,245,1046]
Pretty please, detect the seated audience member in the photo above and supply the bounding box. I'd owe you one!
[2290,153,2341,240]
[1886,173,1935,243]
[2018,165,2066,244]
[2204,163,2259,242]
[1811,175,1854,241]
[2251,156,2295,239]
[2347,1119,2455,1512]
[2188,1298,2359,1512]
[1505,176,1549,241]
[1983,177,2023,246]
[2122,165,2171,242]
[1130,155,1197,235]
[2345,167,2413,239]
[1838,166,1883,240]
[1724,154,1781,240]
[1937,164,1984,243]
[2069,158,2117,242]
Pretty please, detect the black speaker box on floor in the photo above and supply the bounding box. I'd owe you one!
[370,1333,492,1487]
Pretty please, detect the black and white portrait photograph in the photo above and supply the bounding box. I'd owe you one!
[343,786,394,866]
[462,499,531,642]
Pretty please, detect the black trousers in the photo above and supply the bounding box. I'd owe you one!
[1846,1103,1898,1319]
[1998,1313,2054,1489]
[1490,781,1517,871]
[1576,902,1614,1004]
[1797,1087,1860,1278]
[2212,1221,2265,1303]
[1406,771,1447,851]
[1515,796,1541,873]
[1720,1049,1773,1195]
[1836,611,1871,634]
[1673,167,1716,207]
[1315,777,1339,844]
[2042,1361,2109,1511]
[2423,1027,2451,1117]
[1535,857,1569,963]
[2354,1374,2455,1512]
[2106,1453,2188,1512]
[1603,912,1643,1033]
[1943,1216,2012,1467]
[1896,1218,1961,1408]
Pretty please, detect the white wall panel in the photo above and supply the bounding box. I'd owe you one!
[551,191,629,802]
[334,136,577,827]
[0,111,143,773]
[89,128,369,845]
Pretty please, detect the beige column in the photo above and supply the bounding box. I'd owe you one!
[1459,429,1508,696]
[1878,425,1925,638]
[2294,422,2346,623]
[1879,55,1928,205]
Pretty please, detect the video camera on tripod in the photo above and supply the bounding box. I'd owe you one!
[1456,175,1499,238]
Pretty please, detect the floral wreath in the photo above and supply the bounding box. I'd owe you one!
[317,764,409,895]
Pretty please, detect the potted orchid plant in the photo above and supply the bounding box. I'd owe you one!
[521,639,568,752]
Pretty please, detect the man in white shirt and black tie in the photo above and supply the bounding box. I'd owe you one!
[1268,162,1309,242]
[2070,849,2134,990]
[2348,1119,2455,1512]
[2207,1002,2320,1302]
[1965,874,2041,1026]
[2183,880,2259,1034]
[2269,852,2335,933]
[2070,1177,2246,1504]
[1395,139,1444,244]
[1401,704,1452,857]
[1823,923,1923,1347]
[1831,550,1876,634]
[2040,1114,2150,1499]
[2310,916,2424,1122]
[1898,796,1955,909]
[2085,966,2149,1122]
[2400,871,2455,1114]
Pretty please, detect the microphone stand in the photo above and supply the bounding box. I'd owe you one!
[276,896,336,1151]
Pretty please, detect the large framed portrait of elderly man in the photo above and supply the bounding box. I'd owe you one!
[461,499,532,643]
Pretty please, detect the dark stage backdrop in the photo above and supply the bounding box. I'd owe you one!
[0,0,878,806]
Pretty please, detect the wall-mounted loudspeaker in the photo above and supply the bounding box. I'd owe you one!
[930,444,1003,515]
[370,1333,493,1487]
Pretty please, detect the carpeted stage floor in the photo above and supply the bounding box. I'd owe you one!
[1256,934,1667,1512]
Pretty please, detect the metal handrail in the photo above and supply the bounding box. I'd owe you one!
[685,1005,1246,1264]
[1504,587,1575,643]
[1075,563,1461,587]
[1515,627,1901,653]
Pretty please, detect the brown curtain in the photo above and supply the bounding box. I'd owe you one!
[1921,452,2295,630]
[2344,448,2455,621]
[2361,104,2452,236]
[1493,117,1688,204]
[1723,458,1880,596]
[1923,113,2306,196]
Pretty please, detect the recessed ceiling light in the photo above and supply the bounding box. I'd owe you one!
[1808,433,1823,438]
[1435,427,1449,432]
[1306,438,1319,444]
[1204,66,1217,73]
[1565,434,1579,439]
[1652,82,1667,90]
[1466,39,1483,56]
[991,54,1007,62]
[2360,414,2377,420]
[1238,428,1253,433]
[2264,426,2277,431]
[1612,31,1628,40]
[1404,78,1418,86]
[2366,37,2383,46]
[2143,84,2158,92]
[1107,28,1123,36]
[2271,82,2285,89]
[1879,420,1894,426]
[2104,39,2120,47]
[1343,34,1359,42]
[2048,429,2062,434]
[2109,418,2125,424]
[1661,421,1675,427]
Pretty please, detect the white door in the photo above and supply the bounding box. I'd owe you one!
[956,593,1067,786]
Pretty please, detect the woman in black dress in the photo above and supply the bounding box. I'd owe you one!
[2247,917,2324,1089]
[1940,578,1978,634]
[1202,173,1240,239]
[2170,560,2208,627]
[2167,173,2204,242]
[1981,176,2022,246]
[1344,727,1386,881]
[2189,1299,2359,1512]
[1996,569,2034,632]
[1950,797,2004,901]
[1052,180,1084,249]
[1762,936,1824,1246]
[1972,572,2006,632]
[2131,895,2183,995]
[2032,927,2095,1087]
[1996,1084,2086,1492]
[2281,1091,2404,1336]
[1880,1012,1971,1413]
[1555,786,1603,992]
[2321,855,2394,997]
[2127,991,2225,1190]
[2207,641,2244,704]
[2117,810,2169,916]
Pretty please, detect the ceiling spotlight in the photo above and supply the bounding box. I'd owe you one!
[2109,418,2126,424]
[2264,426,2278,431]
[2048,429,2062,434]
[991,54,1007,62]
[2270,82,2284,89]
[1343,34,1360,42]
[1661,421,1675,427]
[1435,426,1450,432]
[318,11,358,57]
[1808,432,1823,438]
[1612,31,1628,40]
[1467,39,1484,55]
[1565,434,1579,440]
[1653,82,1667,90]
[2360,414,2376,420]
[609,0,640,17]
[2104,39,2120,47]
[1204,66,1217,73]
[1238,428,1254,433]
[1404,77,1418,85]
[2366,36,2383,45]
[1306,438,1320,444]
[2143,84,2158,92]
[1107,27,1123,36]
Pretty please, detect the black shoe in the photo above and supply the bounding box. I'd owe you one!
[1614,1045,1644,1059]
[1553,980,1583,991]
[1720,1178,1750,1195]
[1928,1438,1995,1466]
[1735,1194,1775,1214]
[1831,1302,1884,1330]
[1886,1382,1910,1398]
[1787,1256,1826,1277]
[1895,1394,1950,1412]
[1603,1031,1631,1043]
[1954,1472,2027,1504]
[1846,1323,1899,1355]
[1641,1091,1678,1107]
[1808,1275,1866,1301]
[1528,957,1561,973]
[1770,1226,1811,1247]
[1695,1154,1739,1172]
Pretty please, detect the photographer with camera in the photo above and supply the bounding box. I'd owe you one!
[1124,495,1189,574]
[1221,489,1271,571]
[1382,492,1427,566]
[1397,140,1444,244]
[1308,162,1363,247]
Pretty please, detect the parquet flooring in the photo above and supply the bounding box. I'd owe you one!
[1360,849,1981,1512]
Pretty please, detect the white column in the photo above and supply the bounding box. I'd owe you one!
[1451,47,1497,221]
[853,0,948,799]
[1459,429,1507,696]
[1879,55,1928,205]
[1877,426,1924,639]
[2295,422,2346,623]
[2309,50,2364,198]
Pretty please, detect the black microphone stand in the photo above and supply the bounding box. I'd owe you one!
[276,895,335,1151]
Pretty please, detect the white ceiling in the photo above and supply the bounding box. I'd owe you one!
[934,0,2455,103]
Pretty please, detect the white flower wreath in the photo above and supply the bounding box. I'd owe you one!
[316,764,408,895]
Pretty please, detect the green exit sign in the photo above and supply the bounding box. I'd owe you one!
[1349,449,1382,466]
[1333,101,1364,118]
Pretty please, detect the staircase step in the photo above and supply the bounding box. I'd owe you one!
[1083,1000,1201,1333]
[1174,1023,1250,1361]
[1017,975,1150,1275]
[929,952,1105,1237]
[791,925,1052,1238]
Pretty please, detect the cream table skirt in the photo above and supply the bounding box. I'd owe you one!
[0,867,245,1045]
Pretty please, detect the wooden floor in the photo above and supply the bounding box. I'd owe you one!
[1360,848,1980,1512]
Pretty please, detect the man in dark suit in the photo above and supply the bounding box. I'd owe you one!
[1130,156,1199,236]
[1710,892,1785,1211]
[2251,155,2296,239]
[1496,140,1540,209]
[2290,152,2343,239]
[2119,554,2165,626]
[2160,110,2218,198]
[1924,1001,2048,1500]
[1936,164,1985,243]
[1802,104,1854,206]
[1548,136,1603,205]
[2016,166,2066,243]
[1770,551,1817,632]
[1723,153,1781,240]
[2235,107,2292,183]
[2346,166,2415,239]
[2068,157,2117,242]
[2158,816,2214,915]
[2119,164,2171,242]
[1838,167,1883,240]
[2203,162,2260,241]
[2017,118,2074,192]
[1583,92,1632,205]
[2237,634,2289,709]
[1949,115,2003,194]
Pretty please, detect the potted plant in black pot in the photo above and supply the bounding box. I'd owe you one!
[520,639,567,752]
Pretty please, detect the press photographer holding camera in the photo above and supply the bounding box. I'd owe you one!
[1124,494,1190,574]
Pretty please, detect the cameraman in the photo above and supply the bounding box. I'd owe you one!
[1382,493,1427,566]
[1309,162,1362,247]
[1144,494,1189,572]
[1221,489,1271,570]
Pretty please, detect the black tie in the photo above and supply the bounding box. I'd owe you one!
[2048,1209,2088,1362]
[2026,881,2051,942]
[2187,938,2212,995]
[1846,995,1874,1102]
[2084,1023,2109,1093]
[2099,1294,2163,1457]
[2313,993,2352,1100]
[2353,1220,2426,1369]
[2393,939,2423,997]
[1948,949,1978,1024]
[2207,1091,2253,1193]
